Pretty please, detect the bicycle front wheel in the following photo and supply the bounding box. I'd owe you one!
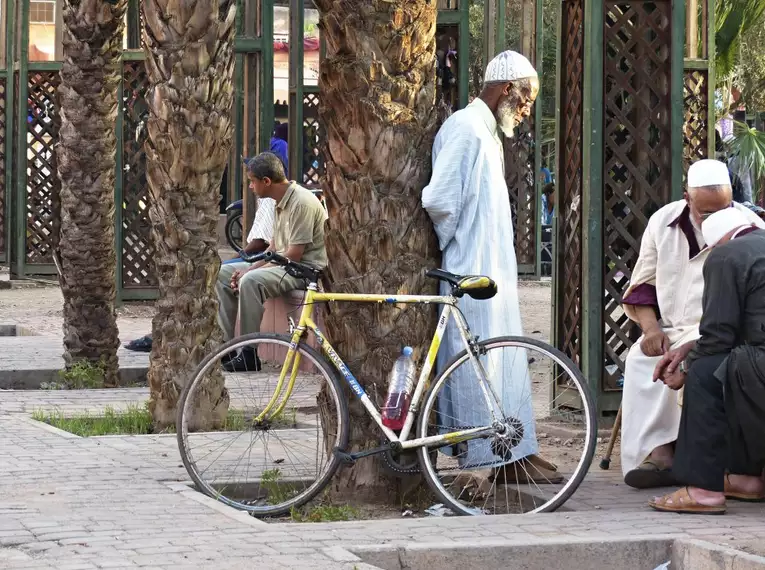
[177,333,349,517]
[417,336,596,515]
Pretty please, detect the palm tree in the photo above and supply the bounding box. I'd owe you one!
[142,0,236,429]
[56,0,128,386]
[313,0,442,500]
[715,0,765,111]
[727,120,765,204]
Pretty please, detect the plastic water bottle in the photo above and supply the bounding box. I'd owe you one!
[381,347,416,430]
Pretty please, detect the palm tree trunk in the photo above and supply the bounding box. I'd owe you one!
[56,0,127,387]
[314,0,442,501]
[142,0,236,429]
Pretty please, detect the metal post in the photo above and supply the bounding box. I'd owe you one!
[54,0,64,61]
[581,0,605,413]
[458,0,469,107]
[2,0,15,264]
[671,0,687,202]
[288,0,305,184]
[114,56,125,304]
[495,0,506,54]
[686,0,698,59]
[533,0,543,278]
[706,0,716,159]
[483,0,497,65]
[127,0,141,50]
[14,0,29,278]
[260,0,274,153]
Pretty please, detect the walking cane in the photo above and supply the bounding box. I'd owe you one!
[599,405,622,470]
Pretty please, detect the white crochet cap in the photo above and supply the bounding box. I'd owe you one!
[687,159,731,188]
[484,50,537,84]
[702,207,752,248]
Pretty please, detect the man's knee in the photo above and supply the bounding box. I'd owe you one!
[685,355,726,399]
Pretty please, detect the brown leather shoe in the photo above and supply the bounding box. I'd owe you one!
[491,454,564,484]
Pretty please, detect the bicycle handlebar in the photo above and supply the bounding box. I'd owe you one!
[239,250,321,282]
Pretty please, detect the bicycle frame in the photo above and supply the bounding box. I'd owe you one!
[257,282,505,452]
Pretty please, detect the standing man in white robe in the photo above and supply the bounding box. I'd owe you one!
[621,159,765,488]
[422,51,560,483]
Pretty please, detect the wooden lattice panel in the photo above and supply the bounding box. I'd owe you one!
[505,116,537,269]
[302,92,325,188]
[603,0,672,390]
[25,71,61,265]
[683,69,709,177]
[121,60,156,289]
[556,0,585,366]
[0,78,6,257]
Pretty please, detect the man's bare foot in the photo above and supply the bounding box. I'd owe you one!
[686,486,726,507]
[725,474,765,502]
[624,443,676,489]
[649,486,726,514]
[649,442,674,468]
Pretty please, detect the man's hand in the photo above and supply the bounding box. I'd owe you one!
[652,341,695,381]
[640,327,670,357]
[659,370,686,391]
[230,270,243,291]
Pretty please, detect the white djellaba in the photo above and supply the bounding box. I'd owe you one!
[422,51,539,468]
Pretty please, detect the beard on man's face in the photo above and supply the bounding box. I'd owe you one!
[496,95,519,138]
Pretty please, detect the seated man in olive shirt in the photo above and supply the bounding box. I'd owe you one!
[217,152,328,372]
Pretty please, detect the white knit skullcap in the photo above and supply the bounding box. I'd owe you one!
[701,207,752,248]
[687,159,731,188]
[484,50,537,84]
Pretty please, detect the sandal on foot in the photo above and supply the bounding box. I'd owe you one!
[649,487,726,515]
[125,335,152,353]
[725,475,765,502]
[624,459,676,489]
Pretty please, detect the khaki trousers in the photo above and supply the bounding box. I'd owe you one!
[216,262,305,340]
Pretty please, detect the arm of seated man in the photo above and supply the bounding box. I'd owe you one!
[242,238,269,255]
[627,304,670,357]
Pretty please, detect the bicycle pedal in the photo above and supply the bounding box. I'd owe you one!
[333,448,356,465]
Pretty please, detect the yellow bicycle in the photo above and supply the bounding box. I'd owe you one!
[178,252,596,517]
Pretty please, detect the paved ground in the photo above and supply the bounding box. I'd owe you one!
[1,389,764,570]
[2,278,765,568]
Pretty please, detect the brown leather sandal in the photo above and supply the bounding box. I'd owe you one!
[624,458,677,489]
[649,487,726,515]
[725,474,765,502]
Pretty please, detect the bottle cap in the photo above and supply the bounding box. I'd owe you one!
[402,346,413,357]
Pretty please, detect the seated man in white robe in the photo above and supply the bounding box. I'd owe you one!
[422,50,560,483]
[620,159,765,488]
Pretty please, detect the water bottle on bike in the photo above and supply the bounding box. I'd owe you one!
[381,346,416,430]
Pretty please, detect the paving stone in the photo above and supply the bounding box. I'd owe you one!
[1,389,764,569]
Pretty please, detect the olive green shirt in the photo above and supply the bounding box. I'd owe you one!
[273,183,328,269]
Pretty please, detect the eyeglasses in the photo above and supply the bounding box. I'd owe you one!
[699,203,734,220]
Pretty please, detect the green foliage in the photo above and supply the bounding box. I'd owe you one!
[32,403,259,436]
[289,503,359,522]
[260,468,295,505]
[716,0,765,85]
[733,19,765,112]
[44,359,107,390]
[726,120,765,200]
[260,469,358,522]
[33,404,154,436]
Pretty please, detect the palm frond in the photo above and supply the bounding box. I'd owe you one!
[726,120,765,200]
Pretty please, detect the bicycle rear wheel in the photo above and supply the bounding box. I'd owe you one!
[417,336,596,515]
[177,333,349,517]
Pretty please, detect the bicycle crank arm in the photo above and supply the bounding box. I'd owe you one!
[333,445,393,465]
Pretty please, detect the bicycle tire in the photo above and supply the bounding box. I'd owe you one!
[225,211,243,252]
[177,333,350,517]
[416,335,597,515]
